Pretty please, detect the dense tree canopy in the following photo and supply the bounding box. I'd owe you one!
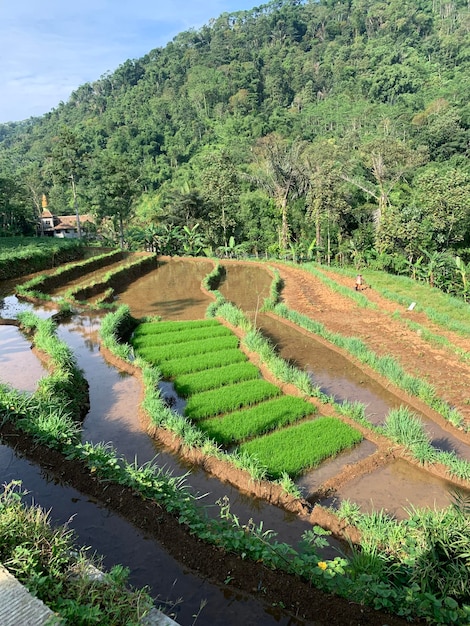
[0,0,469,284]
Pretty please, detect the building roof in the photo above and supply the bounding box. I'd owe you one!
[55,215,94,229]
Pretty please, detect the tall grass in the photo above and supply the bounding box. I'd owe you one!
[17,312,88,423]
[239,417,363,479]
[382,406,431,449]
[198,395,316,444]
[184,379,282,420]
[174,362,260,397]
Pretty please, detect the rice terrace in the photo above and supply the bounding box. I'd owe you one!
[1,239,470,625]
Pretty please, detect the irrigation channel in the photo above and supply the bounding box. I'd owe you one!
[1,256,468,624]
[1,266,312,626]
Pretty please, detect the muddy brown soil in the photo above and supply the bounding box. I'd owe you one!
[273,262,470,426]
[7,256,465,625]
[0,420,413,626]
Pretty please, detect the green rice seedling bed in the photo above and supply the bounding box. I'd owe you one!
[239,417,363,479]
[136,335,239,363]
[174,362,260,397]
[198,396,317,445]
[134,319,221,337]
[132,324,232,349]
[185,380,282,420]
[157,349,249,377]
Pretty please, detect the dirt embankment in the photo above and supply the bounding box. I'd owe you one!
[272,262,470,428]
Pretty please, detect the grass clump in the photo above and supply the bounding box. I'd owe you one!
[136,335,239,363]
[132,324,232,349]
[185,379,282,420]
[99,305,139,360]
[0,481,153,625]
[382,406,430,450]
[174,362,260,397]
[239,417,363,479]
[133,318,220,337]
[198,395,316,444]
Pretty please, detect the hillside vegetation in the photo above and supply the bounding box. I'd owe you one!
[0,0,469,294]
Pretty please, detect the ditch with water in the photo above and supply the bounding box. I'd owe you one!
[1,257,468,624]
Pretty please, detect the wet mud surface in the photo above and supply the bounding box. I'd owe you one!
[323,458,462,520]
[0,325,46,392]
[117,257,215,320]
[3,254,468,625]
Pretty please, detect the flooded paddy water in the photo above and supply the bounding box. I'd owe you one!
[0,324,47,392]
[217,262,470,510]
[1,256,468,625]
[0,270,312,626]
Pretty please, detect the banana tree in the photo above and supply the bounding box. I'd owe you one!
[454,256,469,301]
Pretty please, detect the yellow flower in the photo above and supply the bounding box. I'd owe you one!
[317,561,328,570]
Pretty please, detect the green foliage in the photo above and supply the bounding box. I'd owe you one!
[0,239,84,280]
[239,417,363,479]
[0,482,154,625]
[99,305,139,359]
[185,379,282,420]
[198,395,316,445]
[157,348,249,378]
[382,406,431,449]
[174,362,260,397]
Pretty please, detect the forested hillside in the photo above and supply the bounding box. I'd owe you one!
[0,0,469,287]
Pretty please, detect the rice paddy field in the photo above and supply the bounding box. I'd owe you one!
[132,318,362,478]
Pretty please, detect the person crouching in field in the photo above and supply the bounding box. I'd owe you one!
[355,274,366,291]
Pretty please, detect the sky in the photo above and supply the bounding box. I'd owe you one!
[0,0,259,124]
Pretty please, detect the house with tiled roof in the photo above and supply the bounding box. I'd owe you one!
[39,209,95,238]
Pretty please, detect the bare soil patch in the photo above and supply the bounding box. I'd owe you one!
[272,263,470,428]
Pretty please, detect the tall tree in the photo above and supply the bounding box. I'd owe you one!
[89,151,141,249]
[199,150,240,251]
[251,133,307,252]
[302,139,350,264]
[48,127,89,238]
[340,137,428,249]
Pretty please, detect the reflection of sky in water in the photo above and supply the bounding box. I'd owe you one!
[308,369,392,424]
[0,295,51,319]
[0,325,46,392]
